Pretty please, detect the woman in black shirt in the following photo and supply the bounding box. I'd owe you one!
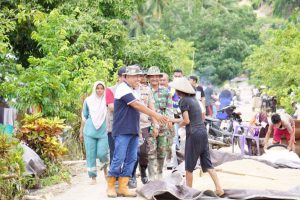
[169,77,224,196]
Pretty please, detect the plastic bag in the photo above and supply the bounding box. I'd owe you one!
[22,144,46,176]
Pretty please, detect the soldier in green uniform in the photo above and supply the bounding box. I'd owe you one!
[146,66,173,180]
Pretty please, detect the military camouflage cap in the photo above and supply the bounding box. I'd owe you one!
[123,65,144,75]
[146,66,163,77]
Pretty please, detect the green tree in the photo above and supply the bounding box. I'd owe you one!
[0,0,197,119]
[0,7,17,84]
[1,0,64,68]
[127,3,156,37]
[1,10,114,121]
[274,0,300,17]
[0,0,140,69]
[159,0,259,84]
[146,0,168,20]
[97,0,142,19]
[251,0,300,17]
[168,39,195,75]
[244,24,300,113]
[121,34,194,75]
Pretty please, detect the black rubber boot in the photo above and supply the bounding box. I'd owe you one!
[140,166,149,184]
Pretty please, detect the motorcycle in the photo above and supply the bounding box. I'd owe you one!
[261,95,277,113]
[205,105,242,145]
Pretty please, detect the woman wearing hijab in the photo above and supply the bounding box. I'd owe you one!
[80,81,109,184]
[169,77,224,197]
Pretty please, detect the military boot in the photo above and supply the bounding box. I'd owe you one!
[148,159,156,181]
[140,166,149,184]
[157,158,165,180]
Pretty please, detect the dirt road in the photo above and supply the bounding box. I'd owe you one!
[31,80,255,200]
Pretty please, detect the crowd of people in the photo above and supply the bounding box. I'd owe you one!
[79,65,297,198]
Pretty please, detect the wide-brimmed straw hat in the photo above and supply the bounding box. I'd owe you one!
[169,77,196,94]
[146,66,163,77]
[123,65,144,75]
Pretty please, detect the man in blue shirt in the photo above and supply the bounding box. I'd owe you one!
[107,65,168,198]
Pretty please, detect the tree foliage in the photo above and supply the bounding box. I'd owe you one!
[1,9,116,120]
[1,1,58,68]
[0,7,17,83]
[251,0,300,18]
[158,0,259,84]
[121,34,195,75]
[244,23,300,113]
[0,0,194,122]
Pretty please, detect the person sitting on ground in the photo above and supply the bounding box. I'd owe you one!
[169,77,224,197]
[249,109,269,138]
[247,109,269,155]
[263,113,296,152]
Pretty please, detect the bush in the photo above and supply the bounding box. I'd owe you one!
[0,134,26,200]
[20,160,71,189]
[40,160,71,187]
[16,113,68,161]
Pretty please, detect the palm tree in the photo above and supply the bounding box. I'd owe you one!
[273,0,300,17]
[146,0,168,20]
[127,3,158,37]
[202,0,237,13]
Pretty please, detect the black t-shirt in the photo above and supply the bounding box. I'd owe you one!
[179,96,206,136]
[196,86,205,98]
[194,86,205,103]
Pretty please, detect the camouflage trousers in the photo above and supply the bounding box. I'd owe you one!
[148,127,174,180]
[165,128,175,161]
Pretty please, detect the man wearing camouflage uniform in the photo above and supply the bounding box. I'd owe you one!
[146,66,173,180]
[138,76,157,184]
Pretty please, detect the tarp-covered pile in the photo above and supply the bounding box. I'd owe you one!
[138,149,300,199]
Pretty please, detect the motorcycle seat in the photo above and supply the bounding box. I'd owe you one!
[217,105,236,113]
[205,117,221,122]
